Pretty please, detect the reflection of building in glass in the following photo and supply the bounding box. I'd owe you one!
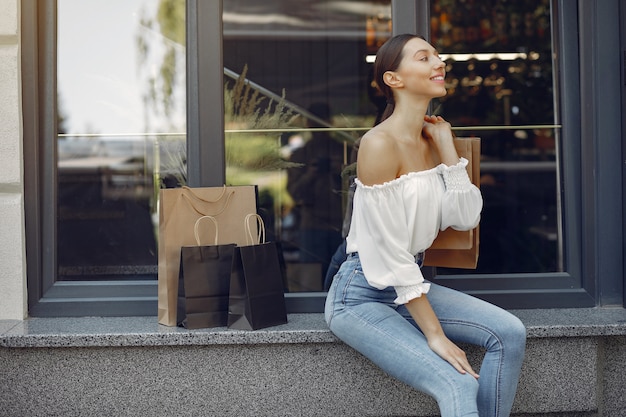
[52,0,562,289]
[286,103,344,286]
[223,0,559,275]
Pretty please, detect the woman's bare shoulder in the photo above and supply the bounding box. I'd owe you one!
[359,126,400,157]
[357,128,400,185]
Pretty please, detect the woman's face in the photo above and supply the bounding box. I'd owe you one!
[391,37,447,99]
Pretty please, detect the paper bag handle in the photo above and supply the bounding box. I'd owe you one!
[182,185,227,203]
[193,215,219,246]
[245,213,265,245]
[182,187,235,217]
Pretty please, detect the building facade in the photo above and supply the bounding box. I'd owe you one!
[1,0,625,321]
[0,0,26,320]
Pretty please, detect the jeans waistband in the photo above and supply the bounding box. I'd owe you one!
[348,251,424,267]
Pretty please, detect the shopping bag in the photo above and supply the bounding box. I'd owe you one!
[158,185,258,326]
[228,214,288,330]
[424,138,481,268]
[177,216,235,329]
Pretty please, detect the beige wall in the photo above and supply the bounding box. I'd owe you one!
[0,0,27,320]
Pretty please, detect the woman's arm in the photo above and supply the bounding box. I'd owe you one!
[405,295,479,378]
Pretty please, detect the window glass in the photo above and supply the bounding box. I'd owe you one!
[430,0,560,274]
[54,0,558,290]
[56,0,186,281]
[223,0,391,292]
[222,0,559,291]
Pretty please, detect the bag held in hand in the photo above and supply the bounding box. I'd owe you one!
[228,214,288,330]
[158,185,258,326]
[177,216,235,329]
[424,137,481,269]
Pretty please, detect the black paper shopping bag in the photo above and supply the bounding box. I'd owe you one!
[227,214,288,330]
[177,216,235,329]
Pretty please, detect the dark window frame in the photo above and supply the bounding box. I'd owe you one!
[622,0,626,308]
[22,0,623,317]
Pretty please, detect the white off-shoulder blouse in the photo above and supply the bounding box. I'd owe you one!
[345,158,483,305]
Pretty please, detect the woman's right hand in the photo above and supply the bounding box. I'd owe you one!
[405,295,479,378]
[427,333,480,379]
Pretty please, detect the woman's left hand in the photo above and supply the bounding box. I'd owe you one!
[422,115,453,143]
[422,115,459,166]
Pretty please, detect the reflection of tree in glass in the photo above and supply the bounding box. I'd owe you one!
[136,0,295,132]
[136,0,297,187]
[224,65,298,171]
[136,0,185,123]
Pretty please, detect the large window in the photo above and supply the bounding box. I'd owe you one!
[215,0,570,309]
[24,0,186,316]
[56,0,185,283]
[25,0,613,316]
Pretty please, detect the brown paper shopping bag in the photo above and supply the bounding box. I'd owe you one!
[158,185,257,326]
[424,138,481,269]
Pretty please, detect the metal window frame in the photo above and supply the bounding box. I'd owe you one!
[622,0,626,308]
[578,0,625,307]
[22,0,623,317]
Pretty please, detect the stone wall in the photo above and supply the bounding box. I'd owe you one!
[2,311,626,416]
[0,0,26,320]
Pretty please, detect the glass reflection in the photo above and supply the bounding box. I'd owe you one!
[54,0,560,287]
[430,0,559,274]
[223,0,560,289]
[223,0,390,291]
[56,0,186,280]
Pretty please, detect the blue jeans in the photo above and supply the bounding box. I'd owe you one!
[325,253,526,417]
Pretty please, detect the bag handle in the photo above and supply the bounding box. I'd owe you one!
[193,215,219,246]
[245,213,265,245]
[182,185,227,203]
[182,187,235,217]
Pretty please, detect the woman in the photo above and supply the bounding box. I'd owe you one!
[324,34,526,417]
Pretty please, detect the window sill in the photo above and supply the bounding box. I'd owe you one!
[1,308,626,349]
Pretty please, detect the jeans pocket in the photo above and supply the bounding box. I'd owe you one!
[325,265,357,326]
[324,275,342,326]
[324,287,334,326]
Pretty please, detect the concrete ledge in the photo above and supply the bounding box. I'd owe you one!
[2,308,626,348]
[0,314,334,348]
[1,308,626,417]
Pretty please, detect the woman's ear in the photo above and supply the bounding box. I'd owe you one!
[383,70,402,88]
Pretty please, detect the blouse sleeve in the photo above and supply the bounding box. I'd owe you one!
[349,182,433,305]
[439,158,483,231]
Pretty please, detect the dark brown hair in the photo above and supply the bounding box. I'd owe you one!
[373,34,423,124]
